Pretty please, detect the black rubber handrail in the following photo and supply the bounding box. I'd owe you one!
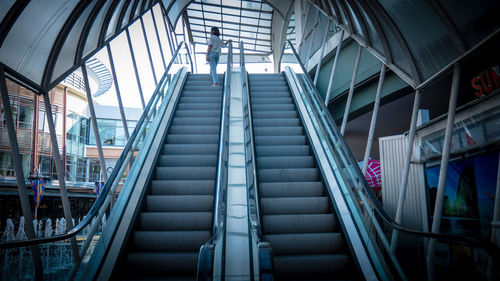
[278,39,500,260]
[210,42,232,242]
[239,41,266,243]
[0,41,193,249]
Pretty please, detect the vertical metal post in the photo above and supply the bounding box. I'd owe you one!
[390,89,422,253]
[107,44,130,141]
[160,6,175,56]
[82,65,108,182]
[41,90,80,262]
[125,28,146,109]
[340,44,362,135]
[313,20,330,86]
[427,63,461,281]
[324,29,344,106]
[192,42,198,74]
[150,10,167,70]
[62,87,67,171]
[0,70,43,280]
[492,156,500,244]
[361,63,386,175]
[140,17,158,86]
[30,94,39,174]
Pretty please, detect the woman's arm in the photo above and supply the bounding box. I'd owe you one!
[224,39,232,46]
[206,44,212,62]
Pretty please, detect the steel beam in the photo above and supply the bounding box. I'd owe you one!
[41,90,80,263]
[361,63,386,175]
[82,65,109,183]
[0,69,43,280]
[324,29,344,106]
[107,44,130,141]
[313,20,330,86]
[151,8,168,70]
[340,44,362,135]
[426,63,461,281]
[0,0,29,48]
[126,28,146,108]
[390,89,421,253]
[140,17,158,85]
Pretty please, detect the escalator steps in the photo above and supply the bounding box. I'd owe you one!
[116,74,223,280]
[249,73,356,280]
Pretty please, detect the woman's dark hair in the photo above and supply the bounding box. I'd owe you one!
[211,27,220,37]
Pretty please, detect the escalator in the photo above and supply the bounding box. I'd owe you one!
[109,73,224,280]
[248,73,358,280]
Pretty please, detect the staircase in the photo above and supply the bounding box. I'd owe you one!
[113,74,224,280]
[249,73,357,281]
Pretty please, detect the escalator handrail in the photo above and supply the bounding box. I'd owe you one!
[0,41,194,249]
[278,39,500,258]
[239,42,266,242]
[210,41,233,241]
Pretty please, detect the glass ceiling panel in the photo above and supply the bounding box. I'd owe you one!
[186,0,273,54]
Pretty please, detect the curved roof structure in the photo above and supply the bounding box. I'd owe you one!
[0,0,498,93]
[0,0,160,93]
[307,0,500,88]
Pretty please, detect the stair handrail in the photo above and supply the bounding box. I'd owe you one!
[239,41,265,242]
[239,41,274,279]
[278,39,500,259]
[0,41,193,250]
[212,41,232,241]
[197,42,233,279]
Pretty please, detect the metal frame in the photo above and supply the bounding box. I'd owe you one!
[426,63,461,280]
[340,44,362,135]
[98,0,121,46]
[140,17,159,85]
[361,63,386,175]
[0,68,43,280]
[107,44,130,141]
[390,89,421,253]
[82,65,108,182]
[41,89,81,262]
[0,42,194,252]
[150,8,168,70]
[324,29,344,105]
[125,28,146,108]
[41,0,94,90]
[0,0,29,48]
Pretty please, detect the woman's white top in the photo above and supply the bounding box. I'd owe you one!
[209,34,222,53]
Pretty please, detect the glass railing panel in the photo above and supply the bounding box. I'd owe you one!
[0,42,193,281]
[279,40,403,280]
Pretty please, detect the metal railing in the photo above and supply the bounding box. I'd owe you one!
[239,41,273,280]
[0,41,193,280]
[278,39,500,280]
[197,42,233,280]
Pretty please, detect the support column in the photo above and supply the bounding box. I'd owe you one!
[427,63,461,281]
[324,29,344,106]
[313,20,330,86]
[30,93,39,174]
[41,90,80,263]
[340,44,362,135]
[150,10,167,70]
[125,29,146,109]
[390,89,421,253]
[361,63,386,175]
[82,65,108,182]
[140,17,158,86]
[107,44,129,141]
[0,70,43,280]
[62,87,67,170]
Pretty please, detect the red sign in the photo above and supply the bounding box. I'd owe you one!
[471,65,500,97]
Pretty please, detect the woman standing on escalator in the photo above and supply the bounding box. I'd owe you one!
[206,27,231,86]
